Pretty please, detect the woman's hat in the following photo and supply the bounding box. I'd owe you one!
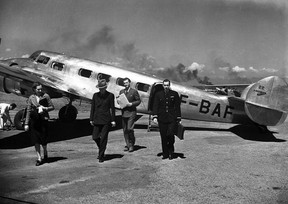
[96,79,108,89]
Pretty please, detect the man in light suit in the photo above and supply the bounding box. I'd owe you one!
[119,77,141,152]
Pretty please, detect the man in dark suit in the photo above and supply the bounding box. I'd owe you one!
[152,79,181,160]
[119,77,141,152]
[90,79,116,163]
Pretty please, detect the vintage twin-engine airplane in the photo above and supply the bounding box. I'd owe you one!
[0,50,288,131]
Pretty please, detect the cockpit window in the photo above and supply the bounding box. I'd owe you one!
[36,55,50,65]
[78,68,92,78]
[51,62,65,71]
[29,51,41,61]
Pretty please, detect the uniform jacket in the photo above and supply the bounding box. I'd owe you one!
[25,93,55,125]
[119,87,141,118]
[90,91,115,125]
[152,89,181,123]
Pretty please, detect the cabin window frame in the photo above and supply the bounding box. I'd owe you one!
[51,61,65,71]
[136,82,150,92]
[116,77,125,87]
[97,73,111,82]
[78,68,92,78]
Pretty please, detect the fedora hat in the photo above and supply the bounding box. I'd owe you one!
[96,79,108,89]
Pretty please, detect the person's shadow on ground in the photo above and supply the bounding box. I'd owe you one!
[0,115,133,149]
[44,156,67,164]
[103,154,124,161]
[157,152,185,159]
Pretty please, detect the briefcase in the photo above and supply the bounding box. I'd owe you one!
[175,122,185,140]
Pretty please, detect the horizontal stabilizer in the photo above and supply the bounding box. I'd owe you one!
[243,76,288,126]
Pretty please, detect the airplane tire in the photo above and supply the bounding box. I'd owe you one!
[14,109,26,130]
[58,105,78,122]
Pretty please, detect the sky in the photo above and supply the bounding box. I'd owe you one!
[0,0,287,84]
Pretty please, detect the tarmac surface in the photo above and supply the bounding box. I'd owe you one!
[1,111,288,204]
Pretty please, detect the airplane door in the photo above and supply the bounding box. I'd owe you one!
[148,82,163,112]
[147,82,163,132]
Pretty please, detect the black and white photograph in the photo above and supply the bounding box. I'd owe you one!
[0,0,287,203]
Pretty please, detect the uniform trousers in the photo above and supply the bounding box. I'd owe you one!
[122,114,136,148]
[158,121,176,157]
[92,124,110,159]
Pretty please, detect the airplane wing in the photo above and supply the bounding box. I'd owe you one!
[21,66,84,98]
[194,84,249,91]
[194,84,249,96]
[0,62,83,100]
[195,84,250,88]
[0,62,43,83]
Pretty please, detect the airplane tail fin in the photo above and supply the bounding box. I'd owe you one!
[242,76,288,126]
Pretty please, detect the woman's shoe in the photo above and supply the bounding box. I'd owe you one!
[35,160,42,166]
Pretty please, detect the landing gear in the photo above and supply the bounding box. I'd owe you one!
[13,104,78,130]
[58,104,78,122]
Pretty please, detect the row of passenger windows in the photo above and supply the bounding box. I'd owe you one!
[35,54,150,93]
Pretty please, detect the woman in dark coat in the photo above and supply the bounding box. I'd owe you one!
[24,82,54,166]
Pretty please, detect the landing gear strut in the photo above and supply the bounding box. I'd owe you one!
[13,108,27,130]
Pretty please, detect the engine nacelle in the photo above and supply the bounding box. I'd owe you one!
[242,76,288,126]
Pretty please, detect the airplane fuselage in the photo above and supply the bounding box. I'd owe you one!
[5,50,288,128]
[1,50,252,124]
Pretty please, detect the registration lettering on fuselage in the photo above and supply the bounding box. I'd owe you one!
[180,95,234,118]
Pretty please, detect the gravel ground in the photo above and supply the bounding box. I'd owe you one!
[1,92,288,204]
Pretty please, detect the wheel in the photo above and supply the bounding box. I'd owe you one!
[13,108,26,130]
[58,105,78,122]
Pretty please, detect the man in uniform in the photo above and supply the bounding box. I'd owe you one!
[152,79,181,160]
[119,77,141,152]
